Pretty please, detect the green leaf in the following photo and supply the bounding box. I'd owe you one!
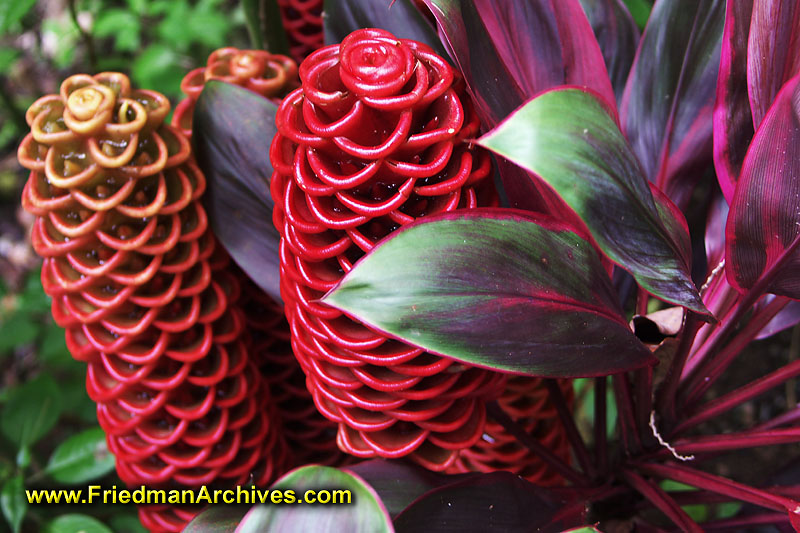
[0,314,40,354]
[46,514,113,533]
[108,514,148,533]
[1,374,62,448]
[324,209,655,377]
[623,0,652,29]
[0,48,20,73]
[0,0,36,33]
[92,8,141,52]
[1,475,26,533]
[477,88,711,318]
[242,0,289,54]
[131,44,183,99]
[45,428,115,484]
[238,466,392,532]
[184,506,249,533]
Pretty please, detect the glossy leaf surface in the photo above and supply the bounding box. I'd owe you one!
[726,74,800,298]
[713,0,755,203]
[578,0,640,101]
[324,209,655,378]
[237,466,392,532]
[621,0,724,207]
[184,506,248,533]
[323,0,446,57]
[45,428,115,484]
[478,88,710,317]
[393,471,585,533]
[193,81,282,302]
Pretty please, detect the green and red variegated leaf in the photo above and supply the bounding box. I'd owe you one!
[393,471,587,532]
[713,0,755,203]
[237,466,392,532]
[323,0,447,58]
[477,88,711,318]
[421,0,616,126]
[193,81,282,303]
[726,73,800,299]
[621,0,725,209]
[578,0,640,102]
[346,460,468,518]
[747,0,800,129]
[323,209,655,378]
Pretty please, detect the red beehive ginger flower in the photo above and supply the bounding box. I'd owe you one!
[172,47,298,139]
[270,28,506,471]
[172,47,346,468]
[450,377,574,485]
[277,0,324,64]
[17,73,288,532]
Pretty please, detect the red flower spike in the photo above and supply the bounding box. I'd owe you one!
[173,47,298,138]
[449,378,574,486]
[172,46,345,468]
[277,0,324,64]
[270,28,505,470]
[18,73,288,533]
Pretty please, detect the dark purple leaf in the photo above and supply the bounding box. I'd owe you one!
[237,466,392,532]
[193,80,281,303]
[704,192,728,275]
[323,0,447,58]
[747,0,800,129]
[621,0,725,208]
[184,506,248,533]
[346,460,469,518]
[578,0,640,102]
[477,88,711,317]
[713,0,755,203]
[422,0,616,126]
[726,73,800,298]
[755,297,800,340]
[393,471,586,533]
[323,208,656,378]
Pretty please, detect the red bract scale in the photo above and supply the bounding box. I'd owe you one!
[270,28,506,470]
[172,47,298,139]
[277,0,324,63]
[17,73,288,532]
[450,378,574,485]
[238,276,349,466]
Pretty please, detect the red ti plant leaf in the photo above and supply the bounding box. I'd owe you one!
[477,88,711,318]
[578,0,640,102]
[713,0,755,203]
[323,209,656,378]
[193,81,282,303]
[393,471,587,532]
[726,73,800,299]
[620,0,725,209]
[421,0,616,126]
[747,0,800,129]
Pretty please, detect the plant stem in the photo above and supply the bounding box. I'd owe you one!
[68,0,97,71]
[485,401,590,486]
[613,373,641,455]
[673,357,800,435]
[634,366,654,446]
[754,405,800,431]
[655,312,701,425]
[635,462,800,514]
[683,296,789,405]
[653,427,800,457]
[595,376,608,474]
[701,512,792,531]
[622,469,703,532]
[545,379,595,478]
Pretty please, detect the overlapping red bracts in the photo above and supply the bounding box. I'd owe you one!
[172,47,298,139]
[172,47,345,468]
[277,0,324,64]
[270,28,505,471]
[17,73,287,532]
[239,277,349,466]
[450,378,574,485]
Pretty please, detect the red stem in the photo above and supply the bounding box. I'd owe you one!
[545,379,596,478]
[754,405,800,431]
[622,469,703,532]
[682,296,789,405]
[673,356,800,435]
[614,373,642,455]
[701,512,792,531]
[485,401,590,486]
[595,376,608,474]
[635,462,800,514]
[655,313,702,425]
[653,427,800,457]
